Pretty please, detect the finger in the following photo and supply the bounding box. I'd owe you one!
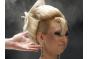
[21,31,30,38]
[16,45,40,52]
[13,43,40,52]
[15,42,40,50]
[28,42,40,46]
[20,48,39,52]
[17,31,29,38]
[11,42,28,51]
[28,42,41,48]
[29,45,41,48]
[27,48,39,51]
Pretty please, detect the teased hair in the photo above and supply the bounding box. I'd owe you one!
[23,0,68,43]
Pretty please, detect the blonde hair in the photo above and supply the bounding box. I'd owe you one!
[23,1,68,43]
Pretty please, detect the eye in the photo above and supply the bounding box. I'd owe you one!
[65,31,69,36]
[54,32,61,36]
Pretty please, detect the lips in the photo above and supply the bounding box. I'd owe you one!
[58,44,65,49]
[59,43,66,47]
[58,42,67,48]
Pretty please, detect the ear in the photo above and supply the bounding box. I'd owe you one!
[36,32,45,44]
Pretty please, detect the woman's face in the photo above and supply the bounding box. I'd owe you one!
[42,21,68,55]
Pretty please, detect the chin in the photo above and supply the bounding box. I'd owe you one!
[57,48,65,55]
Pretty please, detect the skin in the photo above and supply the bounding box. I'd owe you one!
[5,31,41,52]
[37,21,68,59]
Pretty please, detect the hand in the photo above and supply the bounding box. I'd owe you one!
[5,31,41,52]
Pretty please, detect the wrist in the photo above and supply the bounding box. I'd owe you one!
[5,38,15,49]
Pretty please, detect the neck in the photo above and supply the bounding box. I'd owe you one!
[39,50,60,59]
[39,54,57,59]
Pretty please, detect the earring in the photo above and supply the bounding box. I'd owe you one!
[41,40,44,57]
[57,47,61,59]
[57,54,60,59]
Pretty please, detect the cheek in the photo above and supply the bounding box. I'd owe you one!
[45,34,57,45]
[58,37,68,54]
[45,35,68,54]
[44,35,59,53]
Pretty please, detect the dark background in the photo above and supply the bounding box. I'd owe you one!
[5,0,83,59]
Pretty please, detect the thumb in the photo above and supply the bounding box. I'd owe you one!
[21,31,30,38]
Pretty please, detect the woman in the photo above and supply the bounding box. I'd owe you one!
[23,0,68,59]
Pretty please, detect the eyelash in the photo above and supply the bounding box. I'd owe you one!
[65,32,69,36]
[54,32,61,36]
[54,32,69,36]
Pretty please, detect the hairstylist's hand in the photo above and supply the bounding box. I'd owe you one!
[5,31,41,52]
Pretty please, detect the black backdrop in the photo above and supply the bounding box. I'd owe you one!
[5,0,83,59]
